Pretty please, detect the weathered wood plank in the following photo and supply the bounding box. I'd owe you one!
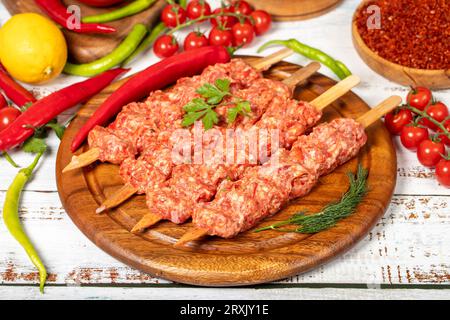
[1,286,449,300]
[0,192,448,286]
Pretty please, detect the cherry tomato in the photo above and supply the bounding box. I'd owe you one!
[232,21,254,47]
[186,0,211,20]
[400,124,429,151]
[153,35,179,58]
[437,119,450,146]
[161,4,187,28]
[0,93,7,109]
[208,26,233,47]
[210,7,238,28]
[184,31,209,51]
[230,1,253,16]
[417,138,446,168]
[436,158,450,187]
[420,101,449,130]
[0,107,21,132]
[407,86,432,111]
[384,108,413,135]
[250,10,271,36]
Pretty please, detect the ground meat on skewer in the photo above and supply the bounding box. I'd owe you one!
[144,100,322,225]
[87,126,137,164]
[87,59,263,162]
[119,75,295,195]
[192,118,367,238]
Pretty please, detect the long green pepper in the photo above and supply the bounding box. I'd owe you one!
[64,24,147,77]
[258,39,352,80]
[122,22,167,66]
[82,0,157,23]
[3,151,47,293]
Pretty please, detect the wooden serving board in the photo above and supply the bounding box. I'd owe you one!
[2,0,166,64]
[56,58,397,286]
[246,0,342,21]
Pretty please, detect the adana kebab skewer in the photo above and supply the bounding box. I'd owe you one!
[62,48,294,173]
[96,62,323,215]
[175,95,402,246]
[130,75,361,232]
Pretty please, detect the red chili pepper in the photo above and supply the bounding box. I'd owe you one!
[0,64,36,107]
[0,68,128,151]
[71,46,231,152]
[35,0,117,34]
[77,0,126,7]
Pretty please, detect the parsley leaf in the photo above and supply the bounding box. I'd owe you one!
[196,79,231,105]
[45,122,66,140]
[182,98,217,129]
[227,100,251,124]
[22,137,47,154]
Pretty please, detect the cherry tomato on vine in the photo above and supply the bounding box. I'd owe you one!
[232,21,254,47]
[161,4,187,28]
[0,107,21,132]
[153,35,179,58]
[210,7,238,28]
[407,86,432,111]
[250,10,271,36]
[208,26,233,46]
[400,124,429,151]
[184,31,209,51]
[384,108,413,135]
[436,157,450,187]
[438,120,450,146]
[230,1,253,16]
[186,0,211,20]
[0,93,7,109]
[417,138,446,168]
[419,101,449,131]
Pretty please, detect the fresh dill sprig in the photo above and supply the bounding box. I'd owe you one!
[254,164,369,234]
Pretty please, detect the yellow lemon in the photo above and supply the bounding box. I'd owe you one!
[0,13,68,84]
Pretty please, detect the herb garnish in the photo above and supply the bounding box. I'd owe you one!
[255,164,369,234]
[182,78,251,130]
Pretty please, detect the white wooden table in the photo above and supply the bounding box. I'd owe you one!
[0,0,449,300]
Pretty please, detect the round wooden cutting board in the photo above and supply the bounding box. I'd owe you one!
[56,58,397,286]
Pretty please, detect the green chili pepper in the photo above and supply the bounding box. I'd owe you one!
[82,0,157,23]
[64,24,147,77]
[3,151,47,293]
[258,39,352,80]
[122,22,167,66]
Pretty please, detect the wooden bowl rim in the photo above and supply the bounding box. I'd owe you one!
[352,0,450,76]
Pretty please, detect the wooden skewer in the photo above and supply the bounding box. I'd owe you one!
[62,148,100,173]
[62,48,296,174]
[174,95,403,247]
[132,74,361,233]
[97,62,322,217]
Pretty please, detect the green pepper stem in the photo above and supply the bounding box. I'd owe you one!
[2,151,20,168]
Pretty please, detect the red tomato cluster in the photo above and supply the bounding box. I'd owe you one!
[384,87,450,188]
[155,0,272,58]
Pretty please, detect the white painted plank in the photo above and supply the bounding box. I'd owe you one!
[1,0,450,299]
[0,191,448,286]
[0,286,449,300]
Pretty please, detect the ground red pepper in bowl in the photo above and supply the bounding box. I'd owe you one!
[355,0,449,70]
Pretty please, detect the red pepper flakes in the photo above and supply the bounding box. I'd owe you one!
[355,0,450,70]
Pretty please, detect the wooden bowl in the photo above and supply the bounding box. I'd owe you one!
[352,1,450,90]
[246,0,342,21]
